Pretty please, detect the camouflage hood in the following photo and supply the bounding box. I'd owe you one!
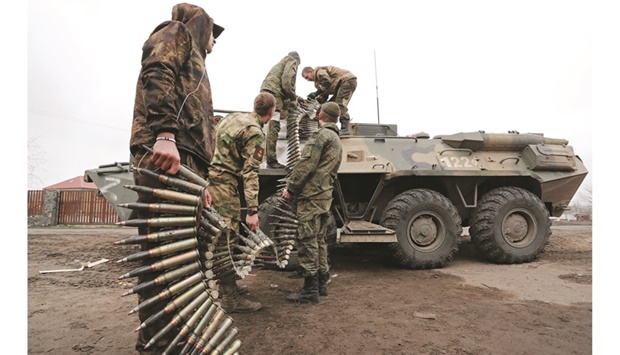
[148,3,214,59]
[130,3,220,166]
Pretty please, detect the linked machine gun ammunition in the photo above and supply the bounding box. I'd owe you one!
[114,166,245,354]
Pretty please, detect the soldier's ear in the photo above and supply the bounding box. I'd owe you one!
[265,107,274,122]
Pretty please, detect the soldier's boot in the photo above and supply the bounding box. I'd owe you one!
[237,283,249,295]
[268,161,286,169]
[266,119,286,169]
[286,275,320,303]
[318,272,331,296]
[339,118,351,136]
[221,281,262,313]
[288,267,303,279]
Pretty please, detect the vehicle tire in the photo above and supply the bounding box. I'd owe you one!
[380,189,462,269]
[258,193,337,270]
[258,193,285,238]
[469,187,551,264]
[257,193,297,270]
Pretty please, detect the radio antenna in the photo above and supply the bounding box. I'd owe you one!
[374,50,380,124]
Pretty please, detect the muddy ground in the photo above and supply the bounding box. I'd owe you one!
[27,223,593,355]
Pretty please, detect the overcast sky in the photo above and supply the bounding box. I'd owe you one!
[11,1,620,351]
[26,0,594,194]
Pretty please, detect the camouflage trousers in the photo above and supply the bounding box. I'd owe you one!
[265,96,294,164]
[206,179,241,234]
[295,198,332,277]
[207,180,241,287]
[131,150,208,354]
[332,78,357,121]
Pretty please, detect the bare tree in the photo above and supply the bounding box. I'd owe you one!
[570,183,592,215]
[578,183,592,206]
[28,137,46,189]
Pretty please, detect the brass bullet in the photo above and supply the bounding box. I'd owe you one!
[118,202,198,215]
[117,238,198,263]
[118,250,199,279]
[115,227,196,245]
[134,167,206,195]
[122,261,201,296]
[124,184,202,206]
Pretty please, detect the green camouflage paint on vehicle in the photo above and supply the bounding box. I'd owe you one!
[86,121,587,269]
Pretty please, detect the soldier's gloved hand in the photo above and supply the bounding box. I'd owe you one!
[307,92,317,100]
[297,97,308,109]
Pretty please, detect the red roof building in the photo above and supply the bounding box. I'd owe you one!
[43,176,97,190]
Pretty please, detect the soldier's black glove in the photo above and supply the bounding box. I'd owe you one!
[307,92,317,100]
[298,97,308,109]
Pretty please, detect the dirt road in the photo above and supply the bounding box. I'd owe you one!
[27,223,592,354]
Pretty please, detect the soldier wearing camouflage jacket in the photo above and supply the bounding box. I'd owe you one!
[208,92,276,314]
[131,4,224,172]
[302,65,357,135]
[128,3,223,354]
[208,113,266,228]
[260,51,301,169]
[283,102,343,303]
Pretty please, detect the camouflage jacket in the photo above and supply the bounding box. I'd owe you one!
[312,66,356,98]
[286,122,343,200]
[260,51,300,102]
[130,4,216,167]
[208,112,266,208]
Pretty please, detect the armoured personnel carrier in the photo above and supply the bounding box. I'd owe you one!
[257,113,587,269]
[85,115,587,270]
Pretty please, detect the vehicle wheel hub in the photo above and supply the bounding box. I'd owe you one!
[410,216,438,247]
[502,210,536,246]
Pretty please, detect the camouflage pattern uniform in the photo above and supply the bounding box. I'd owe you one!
[207,111,265,308]
[128,4,220,354]
[130,5,218,167]
[286,122,343,276]
[260,51,301,166]
[309,66,357,122]
[207,111,266,228]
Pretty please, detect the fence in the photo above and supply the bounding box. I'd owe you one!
[28,189,120,225]
[28,190,44,216]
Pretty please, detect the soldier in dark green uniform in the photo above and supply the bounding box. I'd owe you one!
[128,3,223,353]
[282,102,343,303]
[302,65,357,135]
[260,51,301,169]
[208,92,276,313]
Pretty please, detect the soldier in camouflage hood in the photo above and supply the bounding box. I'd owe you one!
[208,92,277,313]
[130,2,224,173]
[282,102,343,303]
[260,51,301,169]
[128,3,223,353]
[302,65,357,135]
